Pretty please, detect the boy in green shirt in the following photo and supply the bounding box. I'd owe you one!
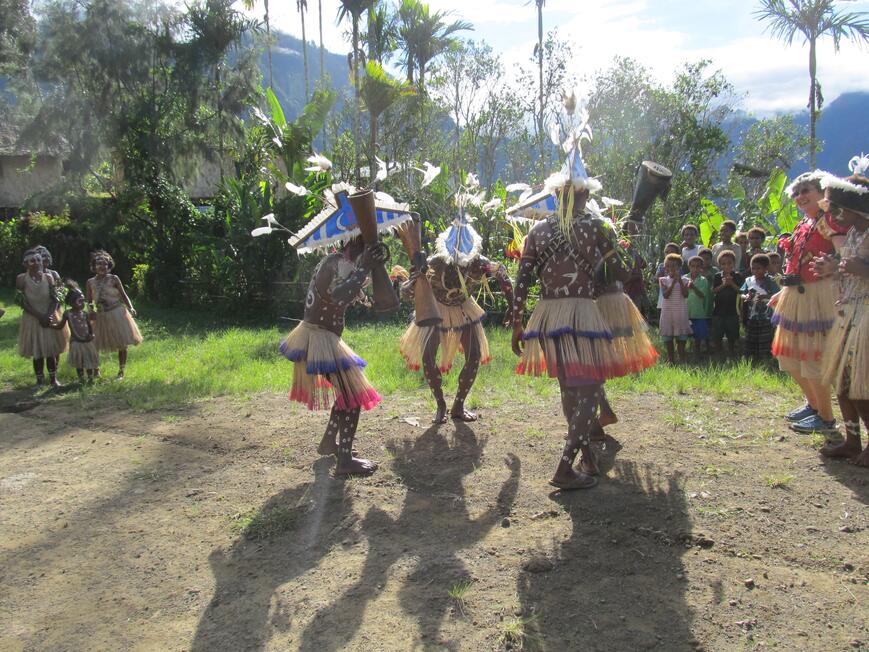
[685,255,711,356]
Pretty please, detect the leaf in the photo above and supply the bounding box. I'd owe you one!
[266,88,287,128]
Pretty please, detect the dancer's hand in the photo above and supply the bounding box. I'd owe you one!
[810,254,836,278]
[511,321,524,357]
[840,256,869,277]
[358,243,388,270]
[768,291,780,308]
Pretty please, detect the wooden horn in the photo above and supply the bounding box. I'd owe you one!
[348,189,400,314]
[397,214,442,327]
[626,161,673,223]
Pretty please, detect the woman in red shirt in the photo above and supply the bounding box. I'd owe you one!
[770,171,848,433]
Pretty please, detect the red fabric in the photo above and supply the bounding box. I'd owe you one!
[779,213,847,283]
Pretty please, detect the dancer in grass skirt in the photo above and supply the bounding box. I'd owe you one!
[51,280,99,383]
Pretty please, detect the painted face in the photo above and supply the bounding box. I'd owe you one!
[94,257,109,274]
[719,257,735,274]
[24,253,43,272]
[71,293,85,310]
[793,184,823,217]
[750,261,767,279]
[688,259,703,276]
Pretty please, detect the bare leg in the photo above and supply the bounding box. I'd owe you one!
[599,387,618,426]
[805,377,834,422]
[676,339,687,363]
[550,383,599,490]
[317,405,342,455]
[117,348,128,379]
[76,368,85,382]
[422,330,447,424]
[787,370,817,410]
[334,407,378,476]
[665,340,675,364]
[451,326,480,422]
[46,356,61,388]
[852,400,869,468]
[32,358,45,385]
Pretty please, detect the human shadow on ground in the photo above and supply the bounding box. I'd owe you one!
[819,456,869,505]
[297,422,521,652]
[190,458,351,651]
[517,459,695,651]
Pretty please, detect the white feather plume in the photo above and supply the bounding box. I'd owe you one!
[285,182,309,197]
[505,183,532,194]
[482,197,502,213]
[305,153,333,173]
[251,226,273,237]
[849,153,869,176]
[465,172,480,190]
[374,156,388,183]
[414,161,442,188]
[262,213,279,225]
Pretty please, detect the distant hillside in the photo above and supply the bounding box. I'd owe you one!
[724,92,869,179]
[258,32,352,119]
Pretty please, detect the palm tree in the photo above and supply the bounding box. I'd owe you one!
[396,0,471,93]
[337,0,376,180]
[360,60,413,174]
[755,0,869,167]
[318,0,324,83]
[297,0,309,98]
[533,0,545,176]
[364,1,397,65]
[242,0,273,88]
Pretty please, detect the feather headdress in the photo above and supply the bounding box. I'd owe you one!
[784,169,832,197]
[821,154,869,216]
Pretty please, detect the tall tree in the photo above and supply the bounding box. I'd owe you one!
[396,0,471,92]
[241,0,273,87]
[755,0,869,168]
[363,1,397,65]
[318,0,324,82]
[297,0,309,97]
[530,0,546,176]
[337,0,375,181]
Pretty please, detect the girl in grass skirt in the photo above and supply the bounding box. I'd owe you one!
[813,166,869,467]
[86,250,142,379]
[51,281,99,383]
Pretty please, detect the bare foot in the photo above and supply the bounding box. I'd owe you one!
[854,448,869,468]
[450,403,478,422]
[549,468,597,490]
[433,401,448,424]
[317,434,338,456]
[590,421,606,442]
[578,450,599,476]
[599,412,618,427]
[820,440,861,459]
[335,457,379,476]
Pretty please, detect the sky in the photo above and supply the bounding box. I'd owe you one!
[246,0,869,116]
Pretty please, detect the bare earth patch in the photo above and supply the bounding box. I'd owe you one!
[1,388,867,651]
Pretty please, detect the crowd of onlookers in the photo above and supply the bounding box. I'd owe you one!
[631,221,787,363]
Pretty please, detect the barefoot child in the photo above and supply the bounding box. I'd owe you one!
[86,250,142,379]
[15,248,68,386]
[814,167,869,467]
[680,224,701,265]
[712,220,744,272]
[658,253,692,363]
[712,250,743,354]
[656,242,681,317]
[741,254,779,357]
[51,281,99,383]
[685,255,711,357]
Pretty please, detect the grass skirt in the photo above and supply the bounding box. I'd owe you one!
[597,291,658,375]
[821,302,868,399]
[18,311,68,359]
[95,306,143,352]
[771,279,836,378]
[68,340,100,370]
[399,298,490,373]
[516,298,623,383]
[280,321,381,411]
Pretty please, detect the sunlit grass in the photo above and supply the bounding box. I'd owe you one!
[0,290,799,411]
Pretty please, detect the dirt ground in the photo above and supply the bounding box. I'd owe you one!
[0,385,867,652]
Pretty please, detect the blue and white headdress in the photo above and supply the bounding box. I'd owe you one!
[435,172,484,266]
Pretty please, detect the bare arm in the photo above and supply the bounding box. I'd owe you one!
[661,277,675,299]
[480,256,514,311]
[511,229,541,356]
[49,311,69,330]
[596,222,630,283]
[113,276,136,315]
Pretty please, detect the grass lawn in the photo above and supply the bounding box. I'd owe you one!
[0,291,799,410]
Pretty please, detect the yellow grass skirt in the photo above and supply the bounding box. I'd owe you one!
[280,321,381,411]
[18,311,68,359]
[771,279,836,379]
[399,298,490,373]
[95,305,143,352]
[596,291,658,375]
[516,298,622,383]
[67,340,100,370]
[821,302,868,399]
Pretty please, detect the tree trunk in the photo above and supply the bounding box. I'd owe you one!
[537,2,544,178]
[318,0,324,82]
[265,0,273,88]
[300,5,309,98]
[369,112,378,185]
[808,35,817,169]
[352,15,361,183]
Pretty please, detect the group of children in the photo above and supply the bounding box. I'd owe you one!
[655,222,782,363]
[15,246,142,386]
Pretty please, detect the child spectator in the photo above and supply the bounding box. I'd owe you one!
[685,255,711,357]
[656,243,681,315]
[712,220,744,272]
[680,224,702,264]
[735,231,751,271]
[747,227,767,258]
[699,247,716,286]
[659,253,692,363]
[741,253,780,357]
[767,251,783,283]
[712,250,744,354]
